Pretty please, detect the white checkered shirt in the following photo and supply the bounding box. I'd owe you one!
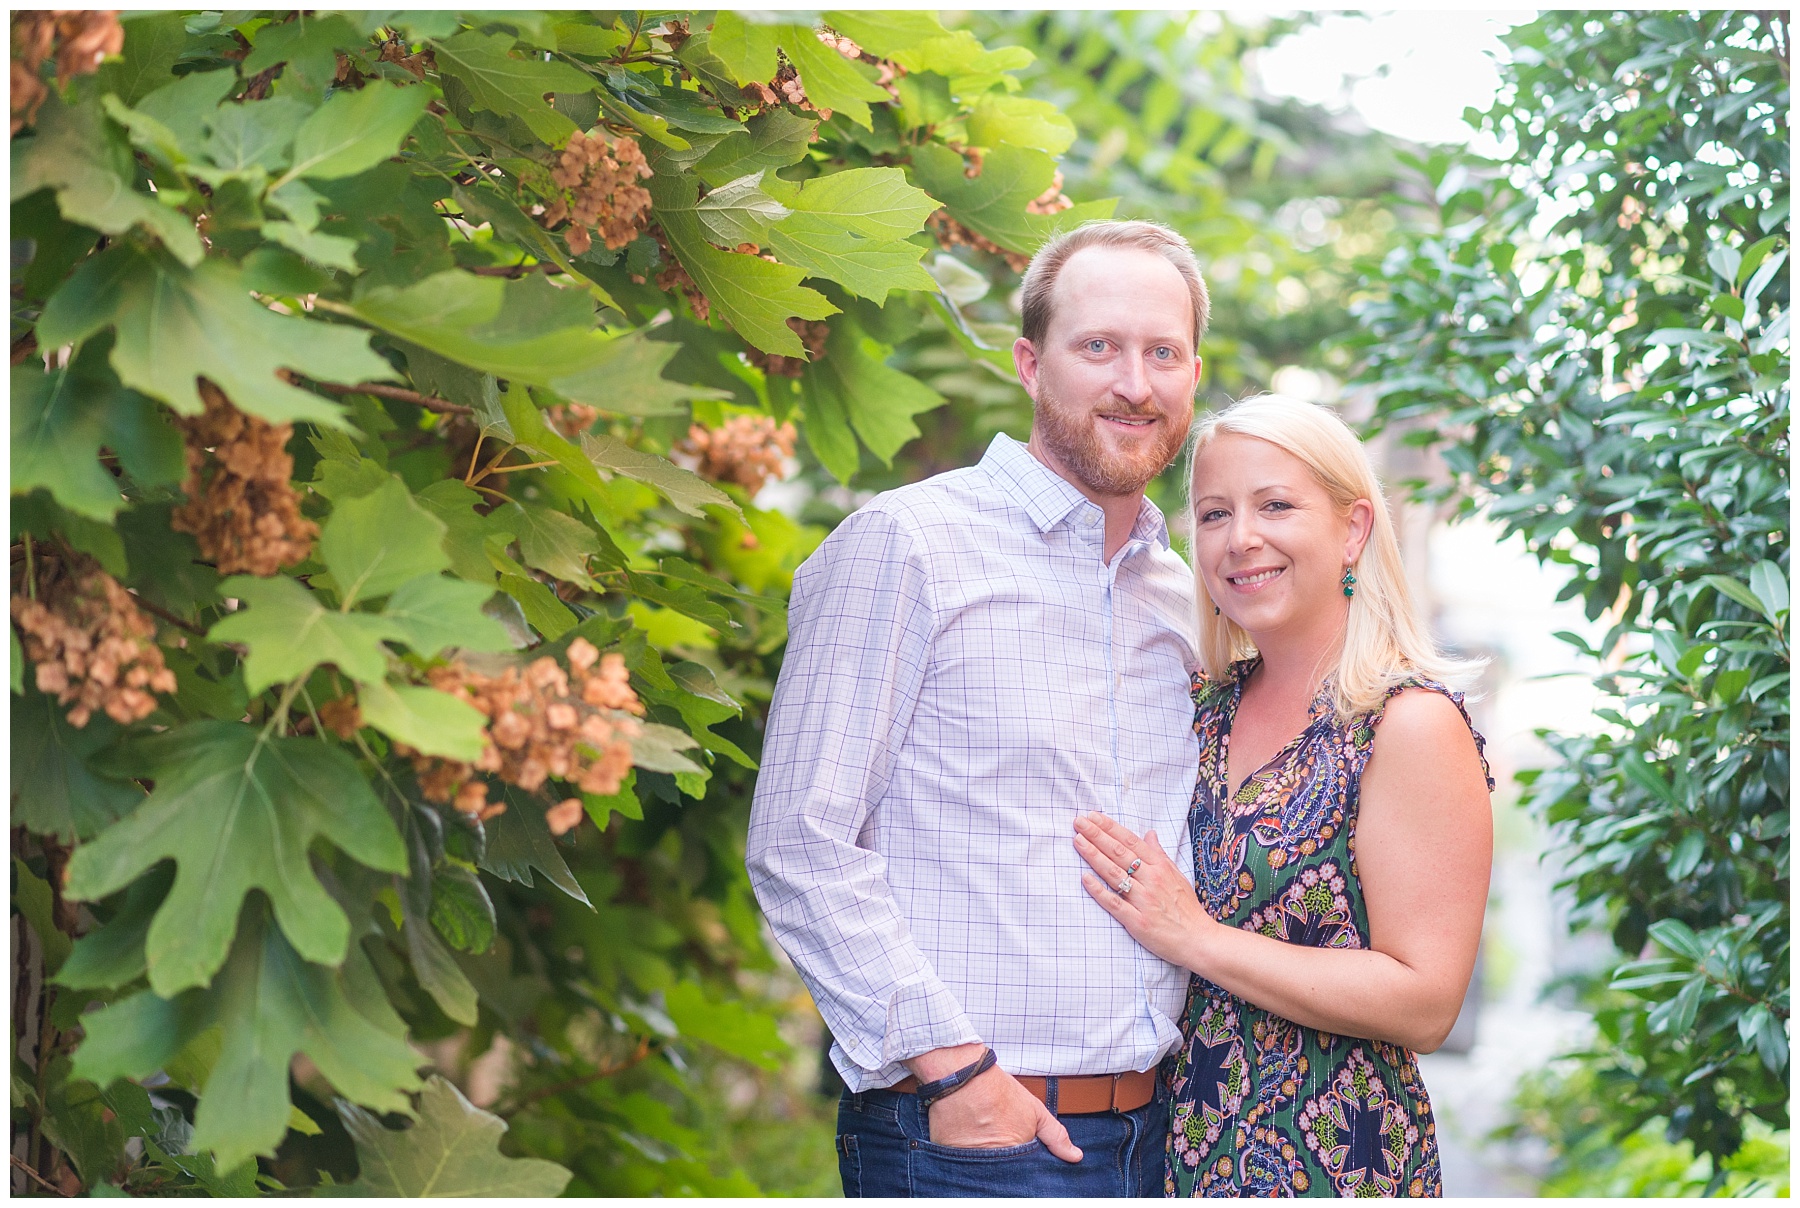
[747,433,1200,1091]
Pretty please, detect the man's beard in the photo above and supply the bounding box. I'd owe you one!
[1032,383,1190,497]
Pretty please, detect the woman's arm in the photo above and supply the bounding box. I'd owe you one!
[1075,688,1492,1052]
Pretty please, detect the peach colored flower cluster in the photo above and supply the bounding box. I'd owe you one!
[12,553,175,728]
[172,380,318,577]
[399,639,643,836]
[544,129,653,255]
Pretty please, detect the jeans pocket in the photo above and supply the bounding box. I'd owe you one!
[914,1136,1046,1161]
[837,1132,862,1197]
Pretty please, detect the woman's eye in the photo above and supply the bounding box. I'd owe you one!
[1200,509,1228,523]
[1263,500,1292,513]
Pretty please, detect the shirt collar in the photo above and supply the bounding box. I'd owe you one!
[978,432,1171,549]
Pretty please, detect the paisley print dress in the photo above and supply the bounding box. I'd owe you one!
[1164,658,1493,1198]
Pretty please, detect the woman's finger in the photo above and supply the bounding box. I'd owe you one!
[1080,871,1132,916]
[1076,813,1140,866]
[1073,831,1126,886]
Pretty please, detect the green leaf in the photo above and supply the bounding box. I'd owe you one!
[416,479,518,585]
[56,864,171,991]
[260,220,361,271]
[191,909,423,1173]
[1748,560,1788,621]
[400,832,479,1026]
[1699,573,1767,616]
[127,68,238,160]
[481,787,591,906]
[767,217,937,304]
[804,322,946,471]
[968,93,1076,155]
[380,574,513,657]
[649,173,838,356]
[428,859,496,953]
[890,31,1034,99]
[281,81,431,184]
[822,11,949,56]
[338,1075,571,1197]
[240,14,366,100]
[63,720,408,996]
[514,501,606,586]
[581,431,738,519]
[9,345,184,518]
[201,96,309,173]
[209,575,403,695]
[765,166,942,241]
[41,1066,128,1188]
[498,572,576,640]
[781,32,891,129]
[90,11,188,105]
[351,270,622,384]
[696,171,792,248]
[693,108,817,189]
[706,12,782,85]
[13,94,204,266]
[908,142,1116,255]
[663,980,789,1070]
[450,181,621,313]
[628,722,705,776]
[547,327,733,418]
[1647,917,1707,963]
[360,679,488,761]
[320,476,453,606]
[10,682,142,843]
[432,30,592,144]
[69,985,208,1090]
[37,245,389,428]
[14,857,72,974]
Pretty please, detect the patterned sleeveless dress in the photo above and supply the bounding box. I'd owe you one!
[1163,658,1493,1198]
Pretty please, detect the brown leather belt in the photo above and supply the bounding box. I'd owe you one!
[890,1069,1155,1115]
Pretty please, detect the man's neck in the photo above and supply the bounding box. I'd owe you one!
[1024,435,1145,563]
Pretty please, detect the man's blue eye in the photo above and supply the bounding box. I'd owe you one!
[1153,347,1174,360]
[1086,339,1107,353]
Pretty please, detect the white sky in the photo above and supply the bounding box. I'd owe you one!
[1251,10,1533,150]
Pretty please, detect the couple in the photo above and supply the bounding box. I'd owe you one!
[747,221,1494,1198]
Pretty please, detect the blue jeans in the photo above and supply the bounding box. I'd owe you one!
[836,1086,1168,1197]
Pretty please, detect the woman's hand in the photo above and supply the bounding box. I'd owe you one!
[1074,812,1213,970]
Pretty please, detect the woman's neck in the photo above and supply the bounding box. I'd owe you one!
[1247,622,1344,704]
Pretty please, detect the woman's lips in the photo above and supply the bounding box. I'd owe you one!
[1225,567,1284,592]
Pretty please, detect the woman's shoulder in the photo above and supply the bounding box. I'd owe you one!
[1366,681,1495,792]
[1190,658,1258,707]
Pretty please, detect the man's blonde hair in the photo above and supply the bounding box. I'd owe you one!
[1019,220,1210,349]
[1187,394,1481,720]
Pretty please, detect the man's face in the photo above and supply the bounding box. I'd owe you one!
[1014,246,1201,499]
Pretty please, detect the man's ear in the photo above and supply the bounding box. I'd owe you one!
[1013,336,1040,400]
[1192,356,1203,390]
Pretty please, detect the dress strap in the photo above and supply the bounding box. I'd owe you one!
[1365,678,1496,792]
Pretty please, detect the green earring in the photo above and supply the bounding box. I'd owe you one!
[1341,567,1356,598]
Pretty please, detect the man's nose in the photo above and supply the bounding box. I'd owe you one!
[1111,354,1152,406]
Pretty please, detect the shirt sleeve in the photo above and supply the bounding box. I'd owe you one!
[746,506,982,1079]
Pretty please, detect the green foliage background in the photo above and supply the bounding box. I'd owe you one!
[9,7,1788,1198]
[1352,8,1788,1190]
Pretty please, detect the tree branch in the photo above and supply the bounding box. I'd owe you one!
[498,1036,657,1118]
[303,378,473,415]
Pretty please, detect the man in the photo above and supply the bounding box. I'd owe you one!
[747,220,1208,1197]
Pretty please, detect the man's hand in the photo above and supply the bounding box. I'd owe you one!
[904,1045,1082,1162]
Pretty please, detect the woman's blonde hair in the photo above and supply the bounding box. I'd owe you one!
[1186,394,1479,720]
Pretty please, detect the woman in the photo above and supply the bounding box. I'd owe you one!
[1073,395,1494,1197]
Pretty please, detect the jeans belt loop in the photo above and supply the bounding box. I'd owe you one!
[1043,1076,1059,1115]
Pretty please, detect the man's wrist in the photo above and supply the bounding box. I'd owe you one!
[905,1042,989,1083]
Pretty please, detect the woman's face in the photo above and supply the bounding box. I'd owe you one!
[1190,433,1372,648]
